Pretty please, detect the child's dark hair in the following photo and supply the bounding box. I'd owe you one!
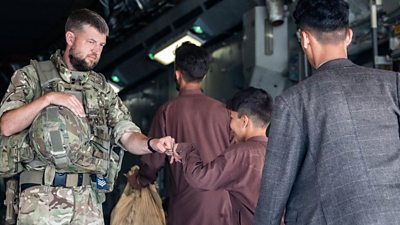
[227,87,273,127]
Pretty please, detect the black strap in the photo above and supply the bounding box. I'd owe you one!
[20,173,86,192]
[147,138,157,153]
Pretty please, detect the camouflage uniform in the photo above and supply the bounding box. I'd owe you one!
[18,186,102,225]
[0,50,141,225]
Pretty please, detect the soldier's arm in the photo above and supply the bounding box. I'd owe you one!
[0,95,48,136]
[120,132,174,155]
[0,92,85,136]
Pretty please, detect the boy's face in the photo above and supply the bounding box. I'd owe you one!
[230,111,246,143]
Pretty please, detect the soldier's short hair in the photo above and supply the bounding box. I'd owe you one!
[65,8,109,36]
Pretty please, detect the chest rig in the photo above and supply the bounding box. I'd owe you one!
[29,59,118,177]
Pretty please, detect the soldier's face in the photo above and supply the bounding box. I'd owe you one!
[69,25,107,71]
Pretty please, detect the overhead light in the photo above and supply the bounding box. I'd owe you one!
[148,53,155,60]
[192,25,204,34]
[111,75,120,83]
[151,31,205,65]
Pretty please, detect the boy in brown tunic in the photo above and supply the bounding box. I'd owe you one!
[175,87,273,225]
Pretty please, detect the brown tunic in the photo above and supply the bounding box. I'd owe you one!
[178,136,268,225]
[138,89,234,225]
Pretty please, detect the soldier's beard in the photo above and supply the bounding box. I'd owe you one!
[69,49,97,71]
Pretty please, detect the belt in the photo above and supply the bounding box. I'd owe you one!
[19,170,92,192]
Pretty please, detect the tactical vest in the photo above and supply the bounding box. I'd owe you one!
[0,59,123,192]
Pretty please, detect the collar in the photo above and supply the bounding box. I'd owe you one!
[247,136,268,143]
[317,58,355,72]
[50,50,90,84]
[178,89,203,96]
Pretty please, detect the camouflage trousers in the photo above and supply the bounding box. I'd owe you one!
[17,185,104,225]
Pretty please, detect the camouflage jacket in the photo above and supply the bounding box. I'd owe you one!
[0,50,140,174]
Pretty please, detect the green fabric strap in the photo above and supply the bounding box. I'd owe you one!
[30,60,60,90]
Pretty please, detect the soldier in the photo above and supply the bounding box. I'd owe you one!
[0,8,174,225]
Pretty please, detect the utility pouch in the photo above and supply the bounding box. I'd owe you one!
[105,147,124,192]
[92,146,124,193]
[0,130,34,177]
[4,178,19,224]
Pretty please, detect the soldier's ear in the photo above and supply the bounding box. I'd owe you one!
[65,31,75,46]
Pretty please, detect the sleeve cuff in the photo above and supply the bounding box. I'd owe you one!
[113,120,141,149]
[0,101,25,118]
[176,143,196,164]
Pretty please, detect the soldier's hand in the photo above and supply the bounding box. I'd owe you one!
[45,92,86,117]
[150,136,175,154]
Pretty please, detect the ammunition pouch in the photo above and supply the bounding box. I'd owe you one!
[0,131,34,177]
[4,179,18,224]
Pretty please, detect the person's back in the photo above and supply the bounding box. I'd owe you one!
[273,61,400,225]
[254,0,400,225]
[134,42,233,225]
